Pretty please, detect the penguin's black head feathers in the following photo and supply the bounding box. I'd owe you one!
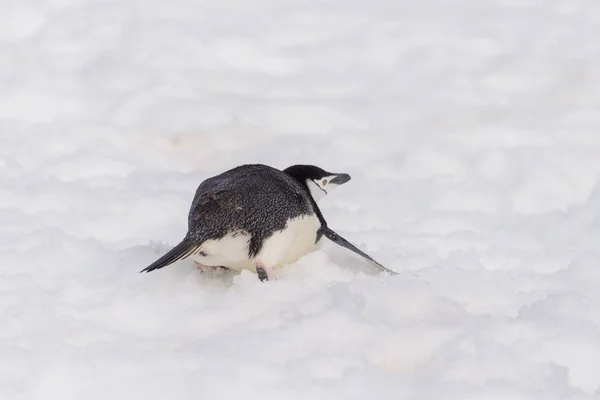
[283,164,351,202]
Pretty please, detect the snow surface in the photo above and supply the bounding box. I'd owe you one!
[2,0,600,398]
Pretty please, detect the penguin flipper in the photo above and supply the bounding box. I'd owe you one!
[321,227,398,275]
[140,237,201,273]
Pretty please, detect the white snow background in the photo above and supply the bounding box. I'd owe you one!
[2,0,600,399]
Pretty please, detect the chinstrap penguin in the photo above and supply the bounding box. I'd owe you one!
[141,164,396,281]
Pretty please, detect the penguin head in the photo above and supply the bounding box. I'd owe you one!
[283,164,351,202]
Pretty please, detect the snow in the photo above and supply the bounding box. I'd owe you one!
[2,0,600,398]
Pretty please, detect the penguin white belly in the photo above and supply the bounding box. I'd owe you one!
[257,214,321,270]
[191,231,255,270]
[191,215,320,273]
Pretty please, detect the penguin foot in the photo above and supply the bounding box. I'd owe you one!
[195,261,206,270]
[256,266,268,281]
[195,262,228,272]
[255,261,274,282]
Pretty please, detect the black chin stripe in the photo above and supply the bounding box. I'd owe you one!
[314,180,327,195]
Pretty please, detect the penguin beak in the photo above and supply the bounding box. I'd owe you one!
[329,173,351,185]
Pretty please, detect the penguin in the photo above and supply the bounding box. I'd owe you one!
[140,163,396,281]
[193,164,343,273]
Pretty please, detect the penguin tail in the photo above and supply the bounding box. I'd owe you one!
[140,237,200,273]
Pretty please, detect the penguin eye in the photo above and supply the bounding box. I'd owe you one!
[322,179,328,185]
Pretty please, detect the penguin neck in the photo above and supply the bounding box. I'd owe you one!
[284,170,329,231]
[297,178,328,229]
[306,179,327,202]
